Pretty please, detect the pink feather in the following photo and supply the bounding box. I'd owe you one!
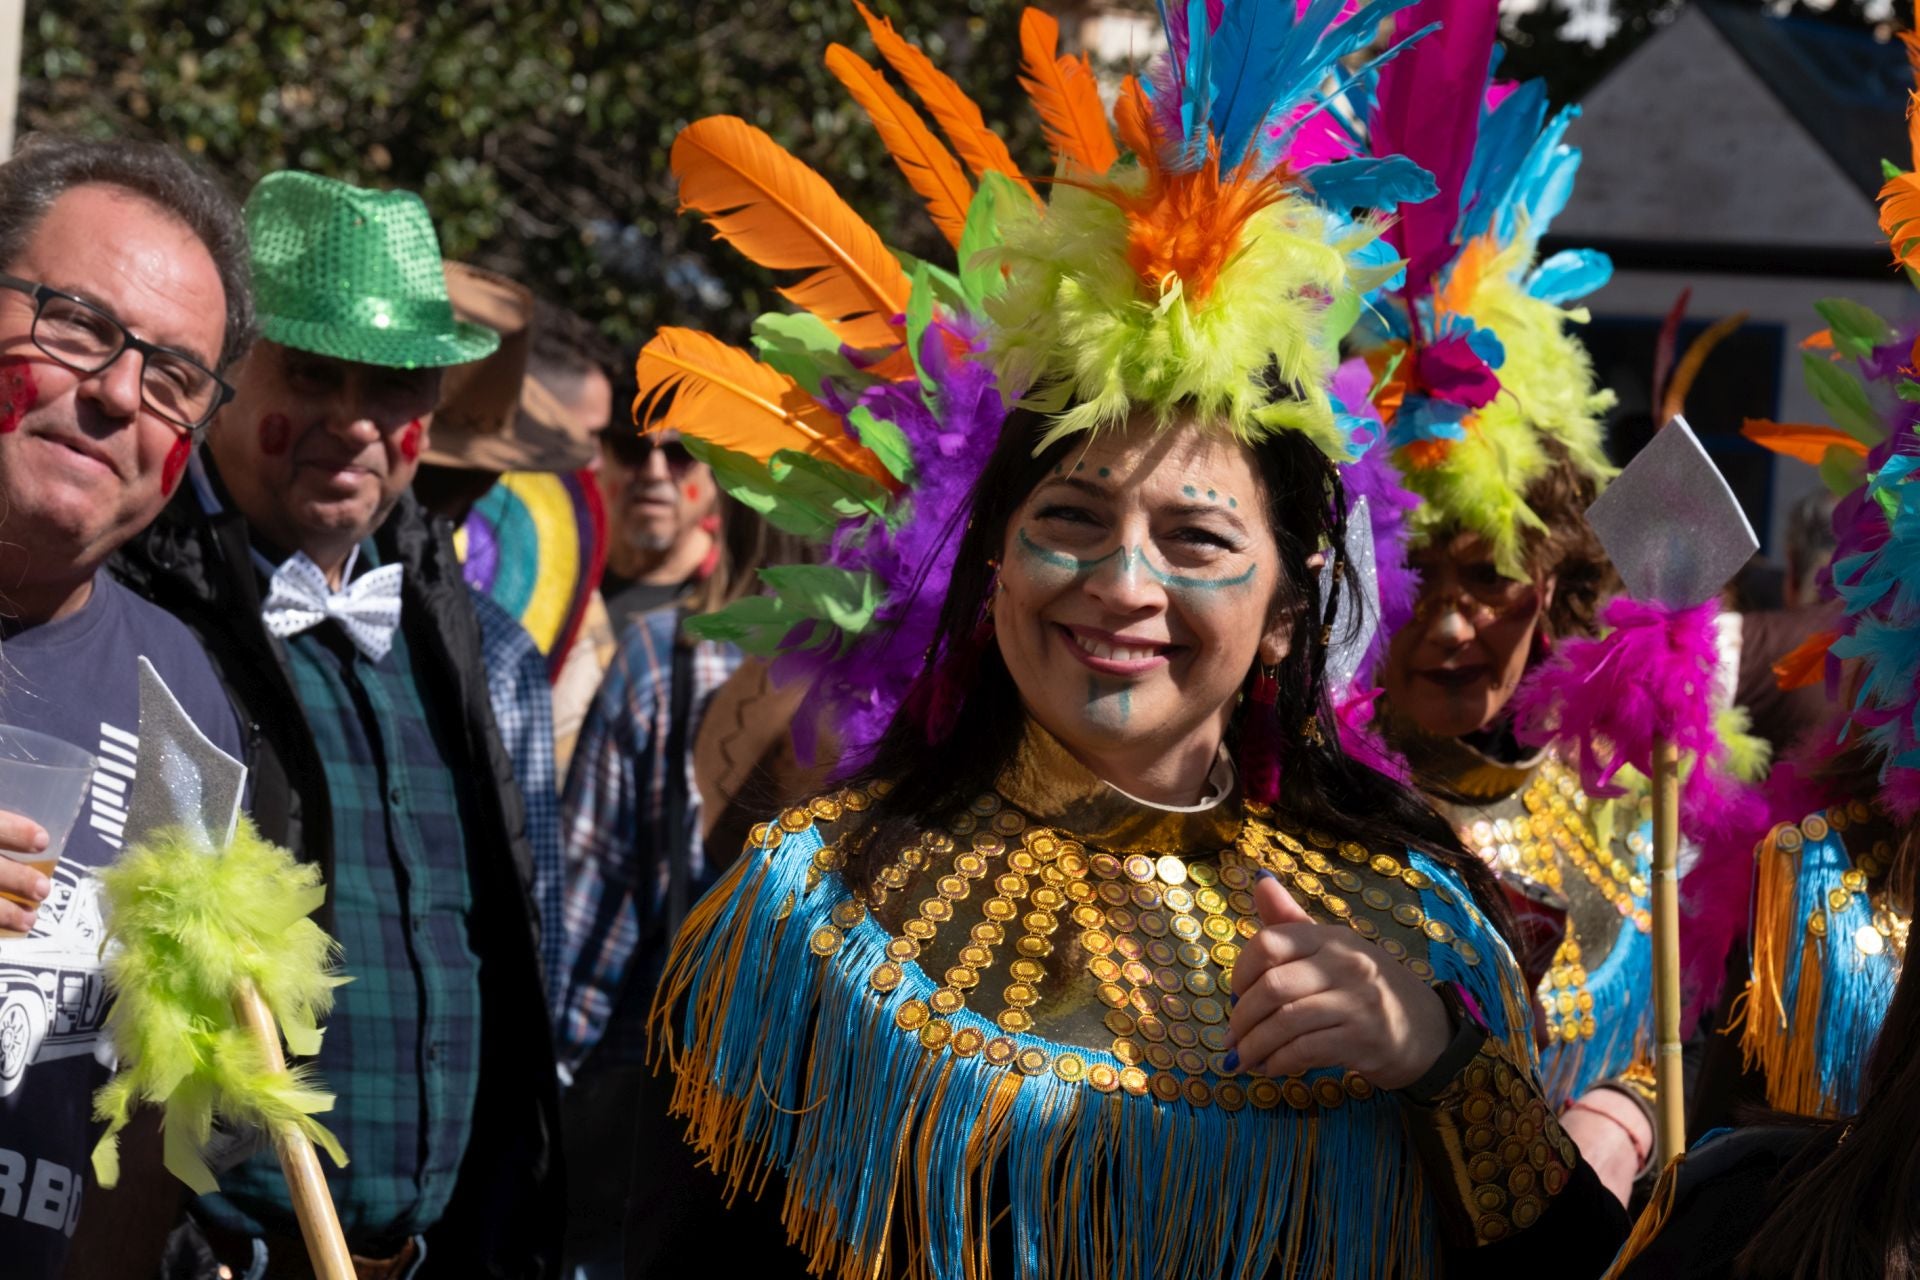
[1511,598,1772,1035]
[1369,0,1500,298]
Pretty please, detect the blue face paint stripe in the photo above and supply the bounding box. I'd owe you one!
[1147,562,1257,591]
[1017,528,1256,590]
[1016,527,1118,572]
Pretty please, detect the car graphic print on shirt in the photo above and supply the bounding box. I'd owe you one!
[0,861,109,1097]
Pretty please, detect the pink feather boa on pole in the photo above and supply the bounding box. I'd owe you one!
[1510,596,1770,1035]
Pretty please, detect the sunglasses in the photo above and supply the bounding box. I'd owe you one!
[602,432,696,472]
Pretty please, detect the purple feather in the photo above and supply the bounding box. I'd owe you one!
[773,317,1008,773]
[1370,0,1499,298]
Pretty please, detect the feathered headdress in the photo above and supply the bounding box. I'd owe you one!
[635,0,1439,762]
[1741,12,1920,819]
[1351,0,1616,580]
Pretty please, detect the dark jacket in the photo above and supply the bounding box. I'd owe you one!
[113,468,563,1279]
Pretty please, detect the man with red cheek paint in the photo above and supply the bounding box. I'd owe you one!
[114,173,562,1280]
[595,409,721,633]
[0,137,250,1280]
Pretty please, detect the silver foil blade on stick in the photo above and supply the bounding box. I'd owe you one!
[121,657,247,855]
[1585,416,1759,608]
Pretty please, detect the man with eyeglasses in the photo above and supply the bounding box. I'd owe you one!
[0,136,251,1280]
[114,172,561,1280]
[594,412,720,633]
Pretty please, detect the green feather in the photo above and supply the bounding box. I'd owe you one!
[90,817,348,1190]
[983,171,1376,459]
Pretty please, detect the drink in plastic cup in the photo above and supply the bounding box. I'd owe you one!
[0,725,95,934]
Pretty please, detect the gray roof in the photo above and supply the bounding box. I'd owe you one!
[1698,0,1910,204]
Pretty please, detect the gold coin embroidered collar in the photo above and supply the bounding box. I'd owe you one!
[651,722,1557,1280]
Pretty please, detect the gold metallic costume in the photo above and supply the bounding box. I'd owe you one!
[1403,732,1656,1109]
[652,723,1580,1279]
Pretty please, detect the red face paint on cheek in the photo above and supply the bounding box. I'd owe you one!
[160,434,192,497]
[685,482,703,502]
[0,357,41,434]
[398,419,423,462]
[257,412,292,456]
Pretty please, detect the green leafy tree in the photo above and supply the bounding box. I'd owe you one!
[22,0,1043,351]
[22,0,1887,351]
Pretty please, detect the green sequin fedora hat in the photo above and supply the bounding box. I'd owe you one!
[244,171,499,369]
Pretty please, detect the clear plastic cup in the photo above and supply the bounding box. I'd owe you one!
[0,725,95,933]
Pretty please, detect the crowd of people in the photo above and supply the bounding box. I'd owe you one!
[0,0,1915,1277]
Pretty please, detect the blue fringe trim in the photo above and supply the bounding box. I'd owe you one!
[661,824,1519,1280]
[1779,823,1899,1115]
[1409,851,1532,1067]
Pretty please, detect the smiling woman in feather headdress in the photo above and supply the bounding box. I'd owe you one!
[1333,0,1704,1210]
[623,3,1628,1276]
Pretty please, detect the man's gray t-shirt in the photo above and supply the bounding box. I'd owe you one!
[0,572,242,1278]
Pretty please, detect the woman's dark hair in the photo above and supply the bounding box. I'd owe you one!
[837,407,1516,947]
[1736,903,1920,1279]
[1517,438,1618,640]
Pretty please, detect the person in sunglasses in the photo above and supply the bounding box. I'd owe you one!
[0,134,251,1280]
[114,172,562,1280]
[593,414,720,634]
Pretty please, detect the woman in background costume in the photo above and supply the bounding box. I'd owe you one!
[625,1,1628,1276]
[1732,32,1920,1115]
[1338,0,1758,1204]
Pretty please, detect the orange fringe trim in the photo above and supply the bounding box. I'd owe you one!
[1733,823,1837,1117]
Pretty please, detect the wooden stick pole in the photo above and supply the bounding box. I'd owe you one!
[1651,733,1686,1166]
[232,979,356,1280]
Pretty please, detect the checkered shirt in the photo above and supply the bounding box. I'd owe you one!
[470,590,565,1013]
[556,607,740,1074]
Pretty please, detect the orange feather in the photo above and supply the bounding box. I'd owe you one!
[1017,9,1118,176]
[1740,419,1872,465]
[1773,629,1839,692]
[826,43,974,248]
[1114,74,1157,170]
[853,0,1041,206]
[1880,167,1920,273]
[635,327,898,490]
[671,115,909,352]
[1660,310,1747,423]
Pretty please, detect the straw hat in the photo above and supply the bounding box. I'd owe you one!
[426,262,598,473]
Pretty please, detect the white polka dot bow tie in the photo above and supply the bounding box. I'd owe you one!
[261,551,405,662]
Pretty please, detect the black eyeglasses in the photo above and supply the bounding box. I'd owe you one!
[602,431,696,472]
[0,272,233,434]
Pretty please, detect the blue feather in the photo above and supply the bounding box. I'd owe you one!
[1209,0,1303,168]
[1263,15,1438,172]
[1497,104,1584,248]
[1304,155,1438,213]
[1458,79,1549,241]
[1181,0,1215,169]
[1527,248,1613,305]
